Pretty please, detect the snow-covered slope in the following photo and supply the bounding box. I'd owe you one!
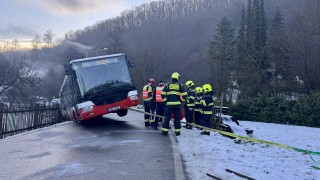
[176,121,320,180]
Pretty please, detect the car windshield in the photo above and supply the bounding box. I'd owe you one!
[73,56,133,96]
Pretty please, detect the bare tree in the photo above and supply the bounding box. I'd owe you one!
[0,53,40,98]
[32,34,42,50]
[11,39,20,51]
[43,29,54,48]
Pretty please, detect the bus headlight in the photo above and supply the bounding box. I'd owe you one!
[129,94,138,100]
[128,90,138,101]
[82,106,93,113]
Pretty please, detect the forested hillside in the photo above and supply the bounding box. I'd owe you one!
[61,0,319,100]
[67,0,246,89]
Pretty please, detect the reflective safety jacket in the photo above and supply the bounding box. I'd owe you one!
[161,82,187,108]
[155,85,166,103]
[142,84,153,102]
[195,93,204,112]
[200,92,214,114]
[186,87,196,108]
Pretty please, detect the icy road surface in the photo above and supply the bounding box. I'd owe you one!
[0,111,178,180]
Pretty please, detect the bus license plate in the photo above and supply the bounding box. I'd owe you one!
[108,106,120,112]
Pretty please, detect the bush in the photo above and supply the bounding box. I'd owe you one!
[230,92,320,127]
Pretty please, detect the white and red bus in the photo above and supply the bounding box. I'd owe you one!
[59,53,139,122]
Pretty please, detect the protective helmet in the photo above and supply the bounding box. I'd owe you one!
[171,72,180,80]
[185,80,194,88]
[195,87,203,93]
[149,78,156,84]
[203,84,212,93]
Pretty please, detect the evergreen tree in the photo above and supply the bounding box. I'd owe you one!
[241,0,269,97]
[236,4,251,99]
[256,0,269,94]
[259,0,267,49]
[208,17,235,99]
[237,5,246,61]
[268,8,295,96]
[246,0,253,55]
[251,0,267,59]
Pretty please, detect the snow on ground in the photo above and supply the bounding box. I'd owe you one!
[176,120,320,180]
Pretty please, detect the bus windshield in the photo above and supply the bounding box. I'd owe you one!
[72,56,133,97]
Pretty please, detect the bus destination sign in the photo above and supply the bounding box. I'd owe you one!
[81,58,118,68]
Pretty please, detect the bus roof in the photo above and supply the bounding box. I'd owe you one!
[70,53,125,64]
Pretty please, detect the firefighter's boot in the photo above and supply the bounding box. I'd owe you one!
[145,122,151,127]
[161,131,168,136]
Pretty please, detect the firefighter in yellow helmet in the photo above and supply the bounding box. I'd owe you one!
[200,84,214,135]
[194,87,204,128]
[161,72,187,136]
[172,72,180,78]
[184,80,196,129]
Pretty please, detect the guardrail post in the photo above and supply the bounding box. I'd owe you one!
[33,104,40,128]
[0,103,4,138]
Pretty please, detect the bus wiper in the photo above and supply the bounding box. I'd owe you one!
[87,89,110,99]
[85,82,132,99]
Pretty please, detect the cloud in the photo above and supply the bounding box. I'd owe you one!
[0,23,38,39]
[19,0,130,16]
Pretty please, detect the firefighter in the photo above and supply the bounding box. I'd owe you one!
[154,80,166,130]
[194,87,204,128]
[142,79,156,127]
[184,80,196,129]
[161,72,187,136]
[200,84,214,135]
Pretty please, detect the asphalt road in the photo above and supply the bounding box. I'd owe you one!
[0,110,179,180]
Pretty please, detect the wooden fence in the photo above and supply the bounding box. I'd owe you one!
[0,103,65,139]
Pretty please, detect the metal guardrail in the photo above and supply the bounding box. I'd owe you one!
[0,103,64,139]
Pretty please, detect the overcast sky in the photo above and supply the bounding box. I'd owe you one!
[0,0,151,41]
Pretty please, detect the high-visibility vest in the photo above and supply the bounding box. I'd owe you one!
[142,85,152,101]
[156,86,166,102]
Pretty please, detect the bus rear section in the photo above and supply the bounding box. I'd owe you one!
[60,53,139,122]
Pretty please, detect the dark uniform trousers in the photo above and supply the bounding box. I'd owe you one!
[185,105,194,128]
[155,102,166,127]
[162,107,181,130]
[194,110,202,126]
[202,114,212,130]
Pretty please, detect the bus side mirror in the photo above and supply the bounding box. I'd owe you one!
[64,64,72,75]
[125,56,135,67]
[128,59,135,67]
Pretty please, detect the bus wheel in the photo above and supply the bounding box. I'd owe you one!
[117,109,128,117]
